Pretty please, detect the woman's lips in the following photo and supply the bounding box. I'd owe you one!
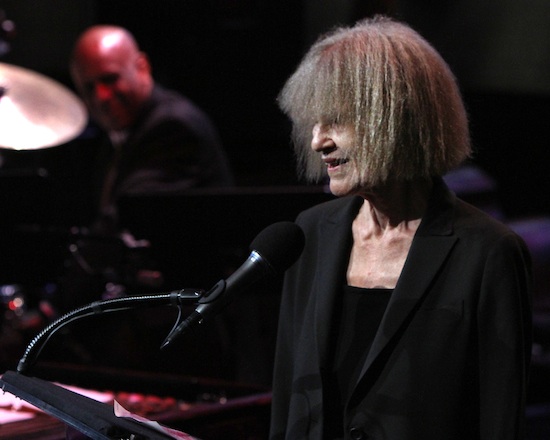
[324,157,349,170]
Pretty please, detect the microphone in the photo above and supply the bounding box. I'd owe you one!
[161,221,305,348]
[16,221,304,373]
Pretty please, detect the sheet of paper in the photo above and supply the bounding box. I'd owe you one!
[114,400,198,440]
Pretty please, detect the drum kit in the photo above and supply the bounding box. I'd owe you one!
[0,10,86,150]
[0,10,166,375]
[0,51,157,330]
[0,12,89,343]
[0,62,87,151]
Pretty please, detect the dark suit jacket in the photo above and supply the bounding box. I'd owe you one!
[270,178,532,440]
[91,85,234,230]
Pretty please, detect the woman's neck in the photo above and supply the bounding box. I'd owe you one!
[356,179,433,232]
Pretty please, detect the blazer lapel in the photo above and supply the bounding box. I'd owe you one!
[315,196,362,366]
[355,178,459,383]
[360,235,458,375]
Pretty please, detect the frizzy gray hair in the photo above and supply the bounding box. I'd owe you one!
[278,16,471,185]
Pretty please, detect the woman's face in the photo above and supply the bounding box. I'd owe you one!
[311,122,361,196]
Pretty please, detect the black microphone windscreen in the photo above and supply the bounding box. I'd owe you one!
[249,221,305,273]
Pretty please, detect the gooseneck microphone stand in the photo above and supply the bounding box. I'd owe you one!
[16,288,204,375]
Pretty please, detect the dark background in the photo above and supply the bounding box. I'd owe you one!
[1,3,550,438]
[0,0,550,408]
[0,0,549,218]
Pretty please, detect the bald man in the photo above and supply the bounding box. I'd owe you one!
[50,25,235,313]
[70,25,234,231]
[70,26,153,133]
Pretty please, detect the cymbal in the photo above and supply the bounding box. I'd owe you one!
[0,62,87,150]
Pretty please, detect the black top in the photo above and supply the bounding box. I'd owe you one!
[324,285,392,438]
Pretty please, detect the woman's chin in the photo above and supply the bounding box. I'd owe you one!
[328,179,353,197]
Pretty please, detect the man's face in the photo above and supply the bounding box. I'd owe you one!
[71,44,150,132]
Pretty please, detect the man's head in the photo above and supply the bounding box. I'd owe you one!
[70,25,154,132]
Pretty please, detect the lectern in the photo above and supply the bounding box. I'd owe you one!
[0,370,187,439]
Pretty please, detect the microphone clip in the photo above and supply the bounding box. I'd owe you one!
[196,279,227,309]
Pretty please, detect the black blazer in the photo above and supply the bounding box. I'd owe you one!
[91,85,234,227]
[270,178,532,440]
[111,85,234,195]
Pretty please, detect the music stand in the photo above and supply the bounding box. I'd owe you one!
[0,370,180,439]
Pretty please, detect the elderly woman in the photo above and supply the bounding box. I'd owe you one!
[270,16,532,440]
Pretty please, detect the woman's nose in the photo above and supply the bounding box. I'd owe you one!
[311,123,330,151]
